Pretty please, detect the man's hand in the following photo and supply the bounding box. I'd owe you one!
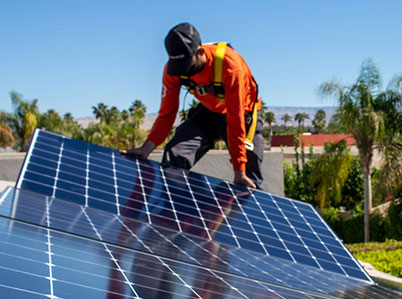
[234,170,256,189]
[121,140,155,159]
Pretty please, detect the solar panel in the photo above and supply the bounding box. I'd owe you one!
[0,128,399,298]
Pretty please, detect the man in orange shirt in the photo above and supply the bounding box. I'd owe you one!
[125,23,264,189]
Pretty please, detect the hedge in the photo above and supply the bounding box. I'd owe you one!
[323,198,402,243]
[346,240,402,278]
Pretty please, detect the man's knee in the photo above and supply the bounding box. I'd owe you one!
[162,141,193,170]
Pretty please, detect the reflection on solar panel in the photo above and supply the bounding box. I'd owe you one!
[0,129,399,298]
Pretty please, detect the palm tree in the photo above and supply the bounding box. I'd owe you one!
[105,106,122,125]
[92,103,108,123]
[129,99,147,124]
[326,111,347,134]
[129,99,147,147]
[318,58,402,242]
[121,110,129,122]
[373,76,402,197]
[63,113,74,123]
[281,113,291,126]
[260,100,268,120]
[265,111,275,145]
[301,113,310,129]
[294,113,304,131]
[312,109,327,133]
[62,112,83,139]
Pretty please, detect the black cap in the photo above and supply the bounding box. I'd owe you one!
[165,23,201,76]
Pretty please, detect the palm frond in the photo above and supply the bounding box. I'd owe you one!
[356,58,382,93]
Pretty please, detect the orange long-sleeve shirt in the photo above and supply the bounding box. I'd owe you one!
[147,43,261,171]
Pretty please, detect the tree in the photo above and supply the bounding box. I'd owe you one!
[373,76,402,198]
[310,141,353,209]
[0,112,14,148]
[39,109,63,133]
[92,103,109,123]
[294,113,309,131]
[264,111,275,144]
[8,91,40,152]
[121,110,129,122]
[295,112,310,131]
[129,99,147,125]
[281,113,291,126]
[104,106,122,125]
[318,58,402,242]
[302,113,310,129]
[62,113,83,139]
[63,112,74,123]
[312,109,326,133]
[260,100,268,120]
[128,99,147,147]
[326,111,346,134]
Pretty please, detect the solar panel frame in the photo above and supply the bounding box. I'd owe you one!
[4,128,400,297]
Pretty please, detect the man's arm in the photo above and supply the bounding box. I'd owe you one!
[121,139,155,159]
[234,170,256,189]
[223,66,256,188]
[121,64,180,158]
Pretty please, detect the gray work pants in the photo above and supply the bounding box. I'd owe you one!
[162,104,264,189]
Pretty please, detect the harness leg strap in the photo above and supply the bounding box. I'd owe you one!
[245,104,258,151]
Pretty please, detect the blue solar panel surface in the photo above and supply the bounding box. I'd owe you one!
[0,129,398,298]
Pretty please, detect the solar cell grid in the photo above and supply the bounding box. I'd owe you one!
[0,206,332,299]
[16,130,372,280]
[3,129,401,297]
[1,185,400,298]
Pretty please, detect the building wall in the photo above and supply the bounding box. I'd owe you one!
[0,151,285,196]
[149,151,284,196]
[271,134,355,147]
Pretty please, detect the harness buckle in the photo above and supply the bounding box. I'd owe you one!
[195,85,208,96]
[245,141,254,151]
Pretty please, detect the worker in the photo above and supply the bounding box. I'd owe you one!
[123,22,264,189]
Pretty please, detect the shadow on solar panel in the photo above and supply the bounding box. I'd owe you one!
[0,128,400,298]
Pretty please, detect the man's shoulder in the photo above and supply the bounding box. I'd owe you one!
[203,42,243,64]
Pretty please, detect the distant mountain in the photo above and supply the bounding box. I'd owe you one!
[76,106,338,130]
[76,117,98,128]
[266,106,337,126]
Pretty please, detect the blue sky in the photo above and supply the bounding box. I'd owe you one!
[1,1,401,118]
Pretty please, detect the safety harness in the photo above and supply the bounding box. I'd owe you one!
[179,42,259,151]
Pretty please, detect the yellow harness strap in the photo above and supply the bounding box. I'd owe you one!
[245,103,258,151]
[214,42,258,150]
[214,42,227,102]
[179,42,227,98]
[180,42,258,151]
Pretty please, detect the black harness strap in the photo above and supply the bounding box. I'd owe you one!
[179,77,224,97]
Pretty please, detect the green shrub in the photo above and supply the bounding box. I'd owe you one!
[353,249,402,278]
[322,207,343,237]
[340,156,364,210]
[385,198,402,240]
[342,213,364,243]
[324,210,387,243]
[346,240,402,279]
[370,211,387,242]
[347,239,402,253]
